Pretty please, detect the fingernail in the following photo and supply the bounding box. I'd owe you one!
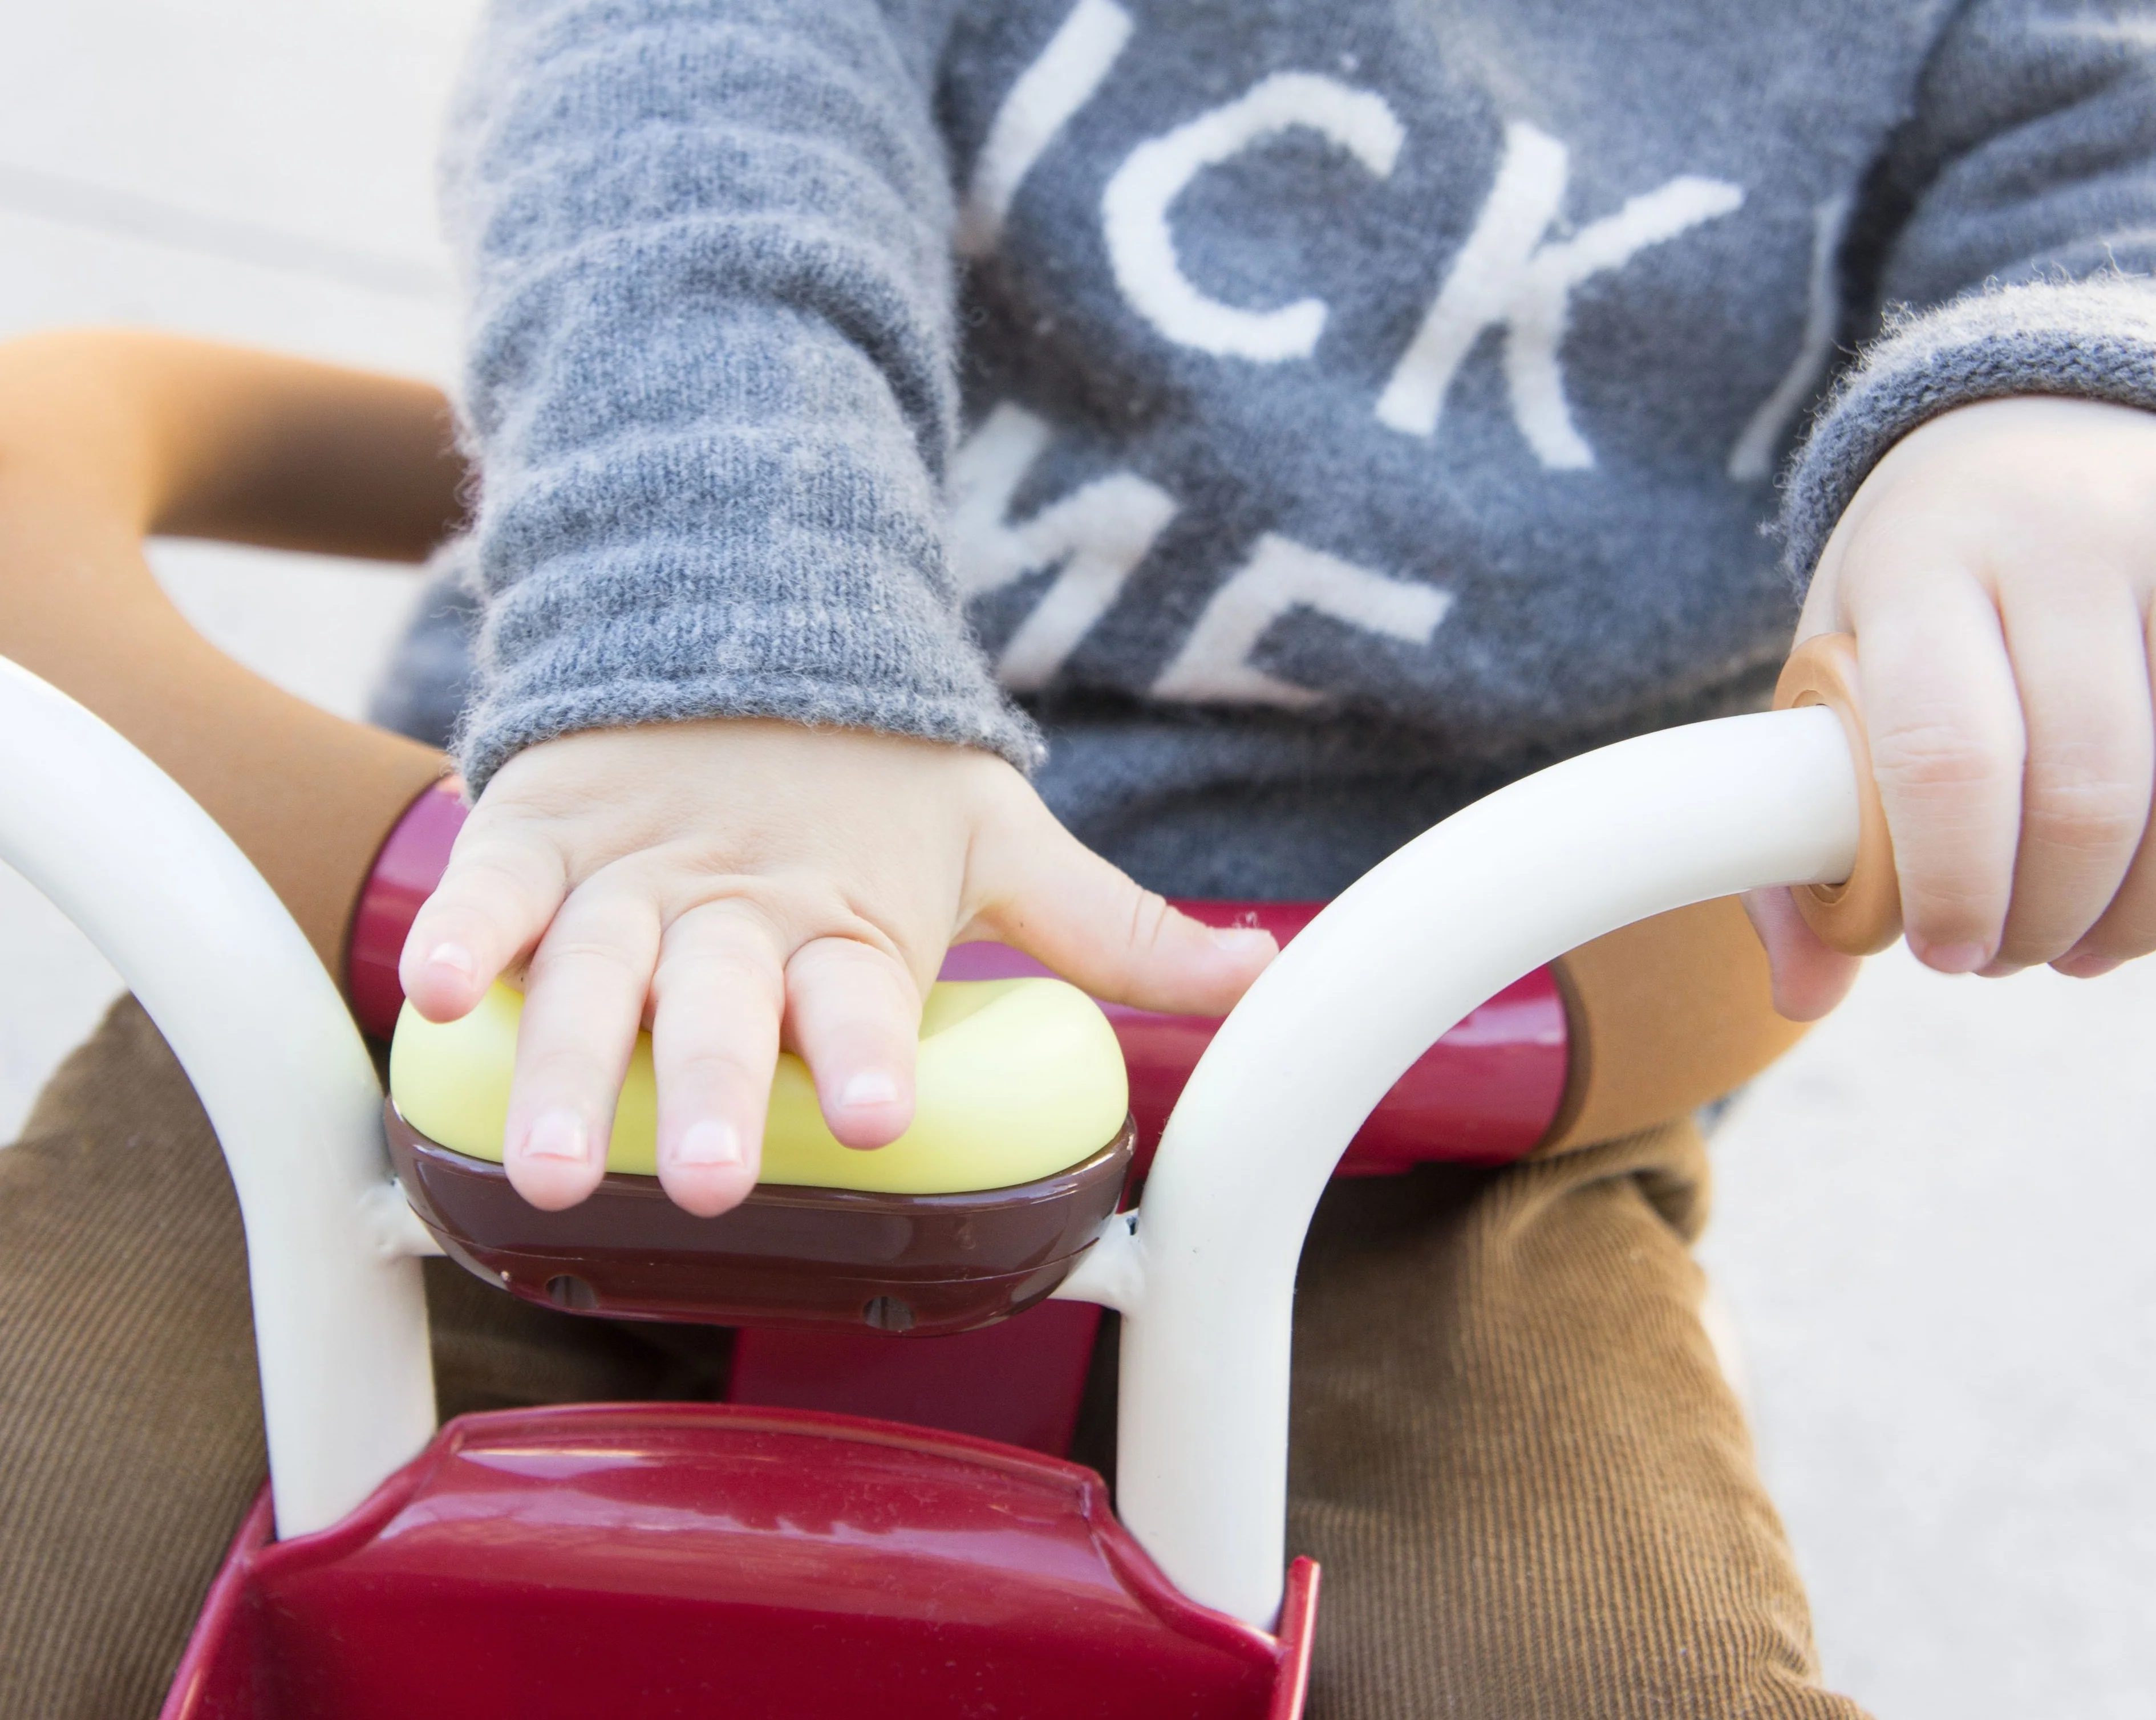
[521,1110,589,1163]
[674,1120,743,1167]
[1208,927,1277,957]
[838,1070,901,1109]
[2054,952,2122,979]
[427,942,477,979]
[1919,942,1990,975]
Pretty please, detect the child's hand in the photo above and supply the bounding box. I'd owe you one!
[1750,396,2156,1019]
[399,721,1276,1216]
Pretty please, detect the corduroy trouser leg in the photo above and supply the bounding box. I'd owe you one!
[1,999,1865,1719]
[1287,1131,1864,1717]
[0,1000,731,1718]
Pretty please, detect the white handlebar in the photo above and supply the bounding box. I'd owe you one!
[1098,705,1863,1626]
[0,654,1861,1607]
[0,659,432,1538]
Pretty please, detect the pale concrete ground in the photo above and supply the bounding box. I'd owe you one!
[0,0,469,1131]
[2,6,2151,1714]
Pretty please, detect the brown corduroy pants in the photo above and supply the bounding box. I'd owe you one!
[0,999,1864,1719]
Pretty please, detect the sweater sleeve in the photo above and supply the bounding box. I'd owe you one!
[443,0,1038,793]
[1780,0,2156,586]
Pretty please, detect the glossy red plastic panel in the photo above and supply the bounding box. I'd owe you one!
[160,1489,274,1720]
[728,1299,1103,1454]
[346,777,464,1040]
[942,902,1568,1174]
[162,1405,1318,1720]
[350,792,1568,1169]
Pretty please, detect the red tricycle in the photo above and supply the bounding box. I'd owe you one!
[0,654,1886,1719]
[0,335,1892,1719]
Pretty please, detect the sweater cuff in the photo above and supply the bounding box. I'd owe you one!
[457,670,1043,794]
[1780,275,2156,587]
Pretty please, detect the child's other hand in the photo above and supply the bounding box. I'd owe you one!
[398,722,1276,1216]
[1750,396,2156,1020]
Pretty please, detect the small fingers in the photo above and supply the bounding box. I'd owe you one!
[2055,882,2146,974]
[785,937,922,1150]
[648,901,787,1218]
[501,879,662,1211]
[1843,574,2024,973]
[2056,608,2156,975]
[2057,818,2156,974]
[400,819,567,1021]
[971,798,1275,1015]
[1993,576,2155,968]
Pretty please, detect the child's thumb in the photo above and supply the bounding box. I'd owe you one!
[1740,885,1862,1021]
[968,813,1276,1016]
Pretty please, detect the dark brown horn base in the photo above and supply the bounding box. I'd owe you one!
[385,1104,1134,1336]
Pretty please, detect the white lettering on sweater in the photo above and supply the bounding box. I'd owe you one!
[951,403,1178,691]
[958,0,1133,258]
[1102,72,1405,360]
[1727,193,1850,480]
[1152,533,1451,707]
[1376,121,1743,468]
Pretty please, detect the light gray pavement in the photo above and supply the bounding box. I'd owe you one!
[1701,949,2156,1717]
[2,7,2150,1714]
[0,0,468,1141]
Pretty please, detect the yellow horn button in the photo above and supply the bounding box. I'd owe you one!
[388,977,1130,1196]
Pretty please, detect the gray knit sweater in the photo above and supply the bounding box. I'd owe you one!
[396,0,2156,898]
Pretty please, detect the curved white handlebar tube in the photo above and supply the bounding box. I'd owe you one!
[1112,707,1863,1627]
[0,660,432,1538]
[0,654,1858,1589]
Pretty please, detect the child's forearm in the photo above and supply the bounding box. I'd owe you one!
[0,331,455,972]
[439,0,1038,801]
[0,329,468,559]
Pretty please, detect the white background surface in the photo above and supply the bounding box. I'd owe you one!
[1,6,2150,1713]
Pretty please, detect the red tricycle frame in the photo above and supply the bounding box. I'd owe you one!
[0,654,1872,1715]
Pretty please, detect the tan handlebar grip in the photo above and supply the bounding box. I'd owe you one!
[1772,632,1901,956]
